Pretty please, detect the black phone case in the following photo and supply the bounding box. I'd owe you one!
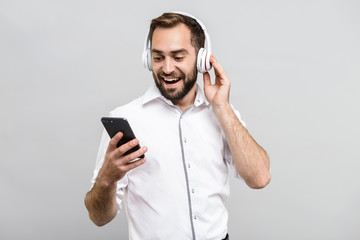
[101,117,144,159]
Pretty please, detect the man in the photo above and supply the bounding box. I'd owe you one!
[85,12,271,240]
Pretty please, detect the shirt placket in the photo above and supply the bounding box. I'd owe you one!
[179,109,200,240]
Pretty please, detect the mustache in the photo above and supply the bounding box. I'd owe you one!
[158,71,185,79]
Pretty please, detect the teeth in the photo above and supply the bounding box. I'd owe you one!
[163,78,180,82]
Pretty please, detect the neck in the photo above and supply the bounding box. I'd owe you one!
[172,84,197,112]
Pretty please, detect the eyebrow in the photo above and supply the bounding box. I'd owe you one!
[151,48,189,55]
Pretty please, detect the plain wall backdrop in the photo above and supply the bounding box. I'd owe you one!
[1,0,359,239]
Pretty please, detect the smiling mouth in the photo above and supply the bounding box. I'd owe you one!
[162,77,182,84]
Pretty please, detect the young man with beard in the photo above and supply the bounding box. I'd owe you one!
[85,12,271,240]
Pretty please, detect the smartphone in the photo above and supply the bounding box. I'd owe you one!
[101,117,145,159]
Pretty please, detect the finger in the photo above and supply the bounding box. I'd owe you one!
[115,138,140,157]
[122,157,147,173]
[203,72,211,87]
[210,55,226,78]
[122,146,148,164]
[211,56,230,87]
[107,132,124,152]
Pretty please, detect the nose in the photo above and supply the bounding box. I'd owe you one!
[163,58,175,74]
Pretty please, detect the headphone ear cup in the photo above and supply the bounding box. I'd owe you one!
[205,50,212,72]
[197,48,206,73]
[197,48,212,73]
[146,49,152,71]
[142,48,152,71]
[142,48,150,70]
[142,49,147,69]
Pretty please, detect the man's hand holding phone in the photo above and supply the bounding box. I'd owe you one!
[97,132,147,186]
[85,130,147,226]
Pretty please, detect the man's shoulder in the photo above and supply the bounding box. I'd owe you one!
[109,96,143,117]
[109,84,161,116]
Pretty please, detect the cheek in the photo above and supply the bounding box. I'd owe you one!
[152,65,163,77]
[179,60,197,74]
[151,62,160,72]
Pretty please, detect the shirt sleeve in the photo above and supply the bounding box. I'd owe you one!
[224,104,246,180]
[90,117,129,213]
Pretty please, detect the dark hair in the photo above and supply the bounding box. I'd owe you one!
[148,12,205,53]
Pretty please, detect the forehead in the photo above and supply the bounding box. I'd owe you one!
[151,23,195,53]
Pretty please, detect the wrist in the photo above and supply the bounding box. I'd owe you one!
[96,174,117,190]
[212,102,232,117]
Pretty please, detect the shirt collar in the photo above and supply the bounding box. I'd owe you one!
[142,83,209,107]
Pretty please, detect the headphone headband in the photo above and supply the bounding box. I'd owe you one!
[171,11,212,54]
[142,11,212,73]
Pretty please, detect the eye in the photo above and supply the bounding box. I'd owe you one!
[174,57,184,62]
[153,56,163,62]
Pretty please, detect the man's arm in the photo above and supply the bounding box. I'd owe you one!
[203,55,271,189]
[84,132,147,226]
[84,180,118,226]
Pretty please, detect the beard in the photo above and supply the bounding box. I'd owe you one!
[152,65,198,102]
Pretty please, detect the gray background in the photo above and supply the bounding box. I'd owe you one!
[1,0,359,239]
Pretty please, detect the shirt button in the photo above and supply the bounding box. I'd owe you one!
[184,138,187,143]
[194,215,197,220]
[192,188,195,194]
[188,163,191,168]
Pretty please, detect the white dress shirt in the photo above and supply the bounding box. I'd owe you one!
[91,84,245,240]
